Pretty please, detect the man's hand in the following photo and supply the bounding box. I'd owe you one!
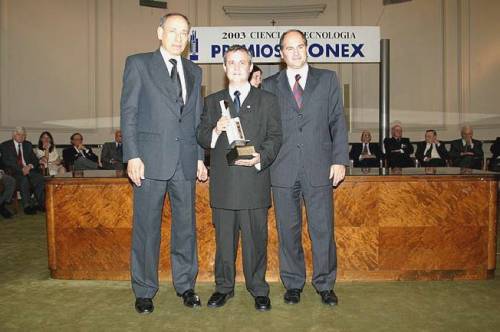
[329,164,346,187]
[197,160,208,182]
[235,153,260,167]
[215,116,231,135]
[127,158,144,186]
[22,165,32,176]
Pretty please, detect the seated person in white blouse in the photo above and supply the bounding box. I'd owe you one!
[34,131,65,175]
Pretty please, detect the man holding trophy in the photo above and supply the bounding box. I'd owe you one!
[196,45,282,311]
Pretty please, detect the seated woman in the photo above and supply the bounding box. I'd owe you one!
[34,131,65,175]
[349,130,382,167]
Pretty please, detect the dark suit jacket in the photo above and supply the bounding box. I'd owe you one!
[415,141,449,164]
[101,142,123,169]
[262,67,349,187]
[490,137,500,158]
[449,139,483,168]
[383,137,414,167]
[0,140,40,177]
[349,143,381,167]
[197,87,282,210]
[62,146,98,168]
[120,49,203,181]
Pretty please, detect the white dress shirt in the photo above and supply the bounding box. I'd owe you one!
[13,140,26,166]
[160,47,187,103]
[423,142,441,159]
[286,65,309,91]
[461,139,474,149]
[359,143,372,160]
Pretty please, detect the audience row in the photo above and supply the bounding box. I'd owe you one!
[0,124,498,220]
[350,124,500,171]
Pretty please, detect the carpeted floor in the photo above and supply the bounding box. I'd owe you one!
[1,213,499,332]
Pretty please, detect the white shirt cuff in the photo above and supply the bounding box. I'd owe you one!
[210,128,220,149]
[254,162,261,171]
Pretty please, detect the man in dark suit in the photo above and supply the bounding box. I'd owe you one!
[262,30,349,307]
[197,45,281,311]
[62,133,99,171]
[415,129,448,167]
[120,13,207,314]
[101,130,124,170]
[0,163,16,219]
[349,130,382,168]
[384,123,415,167]
[449,125,484,170]
[0,127,45,215]
[489,137,500,172]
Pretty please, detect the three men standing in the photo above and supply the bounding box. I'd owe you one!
[262,30,349,306]
[120,13,207,314]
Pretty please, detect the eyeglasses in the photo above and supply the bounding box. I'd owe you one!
[164,28,189,39]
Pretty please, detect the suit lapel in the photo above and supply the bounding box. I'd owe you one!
[223,90,239,118]
[277,70,300,112]
[181,58,194,104]
[239,87,258,117]
[148,50,181,119]
[301,66,320,110]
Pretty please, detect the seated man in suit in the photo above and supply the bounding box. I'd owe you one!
[349,130,381,168]
[62,133,99,171]
[415,129,448,167]
[0,127,45,215]
[101,130,124,170]
[197,45,281,311]
[449,125,484,170]
[489,137,500,172]
[384,123,414,168]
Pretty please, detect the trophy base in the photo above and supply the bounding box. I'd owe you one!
[226,145,256,165]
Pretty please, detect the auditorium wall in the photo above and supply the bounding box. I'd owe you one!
[0,0,498,146]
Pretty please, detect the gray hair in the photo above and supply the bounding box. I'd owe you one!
[159,13,190,28]
[13,126,26,135]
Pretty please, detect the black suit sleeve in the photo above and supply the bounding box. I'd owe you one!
[415,142,425,162]
[257,94,282,170]
[196,97,219,150]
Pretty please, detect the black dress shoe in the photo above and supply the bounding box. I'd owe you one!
[254,296,271,311]
[207,291,234,308]
[135,298,154,314]
[284,288,301,304]
[177,289,201,308]
[23,206,36,215]
[0,204,13,218]
[318,290,338,306]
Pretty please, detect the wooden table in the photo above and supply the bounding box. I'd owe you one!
[45,168,497,281]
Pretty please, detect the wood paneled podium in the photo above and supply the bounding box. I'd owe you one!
[45,168,498,282]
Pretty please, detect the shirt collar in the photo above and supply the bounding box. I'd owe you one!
[228,82,251,104]
[160,47,182,69]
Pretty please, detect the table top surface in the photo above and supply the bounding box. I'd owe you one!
[45,167,499,182]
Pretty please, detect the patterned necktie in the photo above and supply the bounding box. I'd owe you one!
[234,90,241,114]
[16,143,23,167]
[292,74,303,109]
[169,58,184,113]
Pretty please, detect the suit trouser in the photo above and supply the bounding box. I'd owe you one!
[130,162,198,299]
[272,167,336,292]
[421,158,446,167]
[212,207,270,297]
[0,174,16,205]
[14,171,45,208]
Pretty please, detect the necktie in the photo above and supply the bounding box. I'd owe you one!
[425,144,433,159]
[169,58,184,113]
[234,90,241,114]
[362,144,368,155]
[117,143,122,154]
[465,143,471,152]
[292,74,303,109]
[16,143,23,167]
